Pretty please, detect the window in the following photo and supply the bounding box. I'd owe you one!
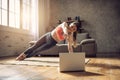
[0,0,38,31]
[9,0,20,28]
[0,0,8,26]
[22,0,31,30]
[0,0,1,24]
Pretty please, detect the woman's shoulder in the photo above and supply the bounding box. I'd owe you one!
[61,22,68,27]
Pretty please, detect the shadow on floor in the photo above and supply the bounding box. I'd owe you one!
[60,71,104,77]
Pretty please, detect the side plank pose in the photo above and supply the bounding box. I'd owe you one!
[16,21,80,61]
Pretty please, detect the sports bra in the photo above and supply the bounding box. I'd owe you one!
[55,26,65,41]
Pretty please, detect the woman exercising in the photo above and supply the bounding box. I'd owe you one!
[16,21,79,60]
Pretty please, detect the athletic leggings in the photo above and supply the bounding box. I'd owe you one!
[24,32,57,57]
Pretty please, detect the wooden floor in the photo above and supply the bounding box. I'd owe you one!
[0,56,120,80]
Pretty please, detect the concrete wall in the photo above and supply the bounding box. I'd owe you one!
[49,0,120,53]
[0,25,34,57]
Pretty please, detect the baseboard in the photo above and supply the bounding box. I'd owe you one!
[96,52,120,57]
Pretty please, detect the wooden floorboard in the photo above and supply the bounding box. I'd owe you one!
[0,57,120,80]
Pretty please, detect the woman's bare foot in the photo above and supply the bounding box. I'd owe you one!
[16,53,26,61]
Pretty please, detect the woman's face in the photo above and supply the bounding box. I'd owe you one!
[68,23,77,32]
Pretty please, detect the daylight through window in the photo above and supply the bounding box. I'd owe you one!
[0,0,38,31]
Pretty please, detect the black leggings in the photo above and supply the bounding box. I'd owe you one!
[24,32,57,57]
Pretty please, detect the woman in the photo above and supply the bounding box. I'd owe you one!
[16,21,79,61]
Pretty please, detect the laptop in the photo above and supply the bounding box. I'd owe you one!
[59,52,85,72]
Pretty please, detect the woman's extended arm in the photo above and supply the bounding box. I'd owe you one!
[61,22,68,35]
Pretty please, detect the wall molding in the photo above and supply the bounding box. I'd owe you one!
[97,52,120,57]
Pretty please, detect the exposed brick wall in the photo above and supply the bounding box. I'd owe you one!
[0,26,34,57]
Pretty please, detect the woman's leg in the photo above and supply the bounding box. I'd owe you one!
[16,32,50,60]
[24,34,47,57]
[27,32,57,57]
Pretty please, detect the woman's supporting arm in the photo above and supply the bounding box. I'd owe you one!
[67,33,74,53]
